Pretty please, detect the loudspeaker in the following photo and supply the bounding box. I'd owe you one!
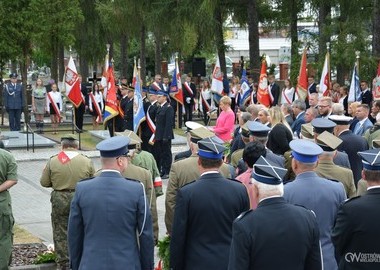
[192,57,206,77]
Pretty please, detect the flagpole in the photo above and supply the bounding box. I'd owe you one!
[355,51,360,76]
[326,42,330,93]
[137,58,141,137]
[175,52,180,129]
[69,45,77,134]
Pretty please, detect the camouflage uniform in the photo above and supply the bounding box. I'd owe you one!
[0,149,17,270]
[40,149,95,269]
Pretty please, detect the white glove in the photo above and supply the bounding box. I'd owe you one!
[186,97,191,104]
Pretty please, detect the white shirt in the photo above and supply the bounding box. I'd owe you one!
[47,91,63,111]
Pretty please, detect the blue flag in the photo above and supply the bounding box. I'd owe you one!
[348,63,361,103]
[133,73,145,133]
[240,69,251,106]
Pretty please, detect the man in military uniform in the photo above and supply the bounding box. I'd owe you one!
[68,136,154,270]
[284,139,347,270]
[0,148,17,269]
[332,148,380,270]
[3,73,23,131]
[120,84,134,131]
[229,156,322,269]
[115,131,159,242]
[170,137,249,269]
[165,128,232,234]
[40,134,95,270]
[230,123,250,168]
[315,131,356,198]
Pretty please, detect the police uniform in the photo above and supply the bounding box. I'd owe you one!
[170,138,249,270]
[229,156,322,270]
[68,136,154,270]
[315,131,357,198]
[40,134,95,269]
[3,73,23,131]
[165,128,232,234]
[332,149,380,270]
[284,139,347,270]
[0,149,17,269]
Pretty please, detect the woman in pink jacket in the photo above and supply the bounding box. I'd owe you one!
[210,96,235,142]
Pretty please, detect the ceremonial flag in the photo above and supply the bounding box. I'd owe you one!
[100,53,109,98]
[64,56,82,108]
[133,71,145,133]
[211,57,224,95]
[319,51,330,97]
[257,59,271,107]
[103,65,119,127]
[170,57,184,105]
[348,63,361,102]
[296,47,308,101]
[373,61,380,100]
[132,59,137,88]
[240,68,251,106]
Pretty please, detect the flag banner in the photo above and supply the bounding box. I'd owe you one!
[132,59,137,88]
[257,59,271,107]
[103,65,119,127]
[348,63,361,103]
[240,68,251,106]
[101,53,109,98]
[319,52,330,97]
[64,56,82,108]
[211,57,224,95]
[296,48,309,101]
[133,72,145,133]
[170,57,184,105]
[373,61,380,100]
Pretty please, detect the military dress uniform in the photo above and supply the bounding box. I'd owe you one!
[40,135,95,269]
[3,73,23,131]
[0,149,17,269]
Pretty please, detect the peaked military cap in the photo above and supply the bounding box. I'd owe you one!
[252,156,287,185]
[96,136,130,158]
[246,120,271,137]
[316,131,343,151]
[185,121,205,133]
[289,139,323,163]
[358,149,380,170]
[115,130,142,149]
[189,127,214,143]
[311,118,336,134]
[328,115,353,125]
[372,139,380,149]
[156,90,168,96]
[61,134,78,141]
[9,73,17,78]
[300,123,314,139]
[241,124,250,138]
[197,137,226,160]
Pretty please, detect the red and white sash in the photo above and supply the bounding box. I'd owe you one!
[47,92,62,122]
[146,105,156,145]
[89,93,103,123]
[282,89,292,104]
[200,91,211,112]
[184,82,194,96]
[151,82,162,91]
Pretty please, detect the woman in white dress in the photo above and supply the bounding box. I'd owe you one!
[280,79,295,105]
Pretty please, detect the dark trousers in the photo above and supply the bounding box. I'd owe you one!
[155,140,172,175]
[171,99,182,128]
[74,103,85,131]
[8,109,22,131]
[184,102,193,123]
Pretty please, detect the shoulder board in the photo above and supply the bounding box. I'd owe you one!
[124,177,140,183]
[79,177,95,182]
[227,178,244,184]
[343,195,361,204]
[236,209,253,220]
[327,178,340,183]
[182,180,196,188]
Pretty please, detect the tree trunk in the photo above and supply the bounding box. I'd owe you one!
[154,31,162,75]
[51,34,59,84]
[21,45,30,126]
[214,6,226,75]
[373,0,380,60]
[58,44,65,82]
[289,0,299,83]
[318,1,331,64]
[247,0,260,82]
[140,25,147,86]
[120,33,128,78]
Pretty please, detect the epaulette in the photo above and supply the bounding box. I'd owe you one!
[79,177,95,182]
[227,178,244,184]
[236,209,253,220]
[343,195,361,204]
[182,180,196,188]
[124,177,140,183]
[327,178,340,183]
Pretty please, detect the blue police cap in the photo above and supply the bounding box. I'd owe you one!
[328,115,353,125]
[142,86,149,93]
[156,90,168,97]
[96,136,130,158]
[252,156,287,185]
[289,139,323,163]
[358,149,380,170]
[9,73,17,78]
[148,88,158,95]
[246,121,271,137]
[197,137,226,160]
[311,118,336,134]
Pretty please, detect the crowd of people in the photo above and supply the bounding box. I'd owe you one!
[1,70,380,270]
